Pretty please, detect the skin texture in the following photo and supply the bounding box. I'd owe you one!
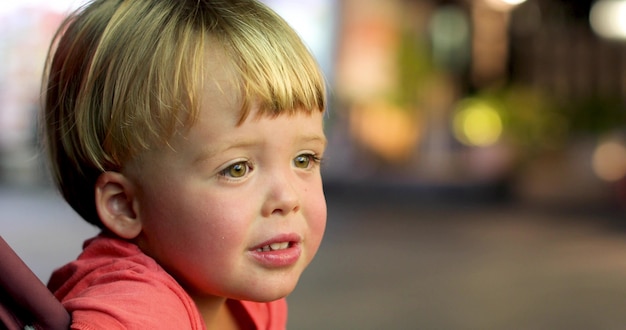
[95,53,327,328]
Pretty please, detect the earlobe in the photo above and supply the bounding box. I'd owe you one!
[95,171,142,239]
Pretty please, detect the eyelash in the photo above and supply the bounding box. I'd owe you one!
[294,153,323,169]
[217,153,323,180]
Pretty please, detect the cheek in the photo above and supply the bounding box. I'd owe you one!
[152,194,243,242]
[307,191,328,247]
[138,188,240,260]
[138,190,251,287]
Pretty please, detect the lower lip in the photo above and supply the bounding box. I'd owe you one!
[249,244,302,268]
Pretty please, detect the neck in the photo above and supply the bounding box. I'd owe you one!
[193,296,238,330]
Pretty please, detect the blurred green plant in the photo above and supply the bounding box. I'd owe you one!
[392,28,437,111]
[563,96,626,135]
[470,85,626,152]
[462,86,565,153]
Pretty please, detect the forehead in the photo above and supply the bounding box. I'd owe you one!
[200,47,243,118]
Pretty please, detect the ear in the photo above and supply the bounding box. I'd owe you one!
[95,171,142,239]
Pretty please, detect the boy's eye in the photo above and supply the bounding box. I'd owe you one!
[221,162,249,178]
[293,154,318,169]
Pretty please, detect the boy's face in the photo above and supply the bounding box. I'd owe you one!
[127,62,327,303]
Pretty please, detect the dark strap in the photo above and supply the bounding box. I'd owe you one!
[0,236,70,330]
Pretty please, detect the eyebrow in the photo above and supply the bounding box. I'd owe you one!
[298,134,328,148]
[193,134,327,165]
[221,134,328,152]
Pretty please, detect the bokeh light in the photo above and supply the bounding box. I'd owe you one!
[592,138,626,182]
[453,98,503,147]
[484,0,528,12]
[590,0,626,40]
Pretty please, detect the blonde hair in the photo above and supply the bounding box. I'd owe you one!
[42,0,326,227]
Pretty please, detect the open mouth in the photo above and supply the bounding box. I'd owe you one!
[256,242,292,252]
[250,236,302,267]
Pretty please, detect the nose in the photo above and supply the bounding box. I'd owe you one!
[261,171,301,217]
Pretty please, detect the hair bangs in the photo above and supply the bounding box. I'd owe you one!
[220,12,326,123]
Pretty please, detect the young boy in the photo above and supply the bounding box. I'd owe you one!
[41,0,327,328]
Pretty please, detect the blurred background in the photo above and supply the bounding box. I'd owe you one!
[3,0,626,328]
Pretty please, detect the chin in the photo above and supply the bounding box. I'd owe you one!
[241,277,301,302]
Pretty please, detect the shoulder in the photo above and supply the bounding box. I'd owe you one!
[49,235,204,330]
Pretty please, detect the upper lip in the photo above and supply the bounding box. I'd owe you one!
[250,233,302,251]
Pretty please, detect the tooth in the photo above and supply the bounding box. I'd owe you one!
[257,242,290,252]
[270,243,282,250]
[270,242,289,250]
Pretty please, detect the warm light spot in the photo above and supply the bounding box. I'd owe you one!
[590,0,626,40]
[453,99,503,147]
[484,0,528,11]
[500,0,527,5]
[350,102,421,162]
[592,140,626,182]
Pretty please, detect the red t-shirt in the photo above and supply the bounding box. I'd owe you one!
[47,235,287,329]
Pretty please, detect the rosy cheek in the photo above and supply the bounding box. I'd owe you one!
[310,199,327,237]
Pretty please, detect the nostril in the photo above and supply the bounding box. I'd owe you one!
[270,201,300,216]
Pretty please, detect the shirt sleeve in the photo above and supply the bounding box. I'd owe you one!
[61,265,203,330]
